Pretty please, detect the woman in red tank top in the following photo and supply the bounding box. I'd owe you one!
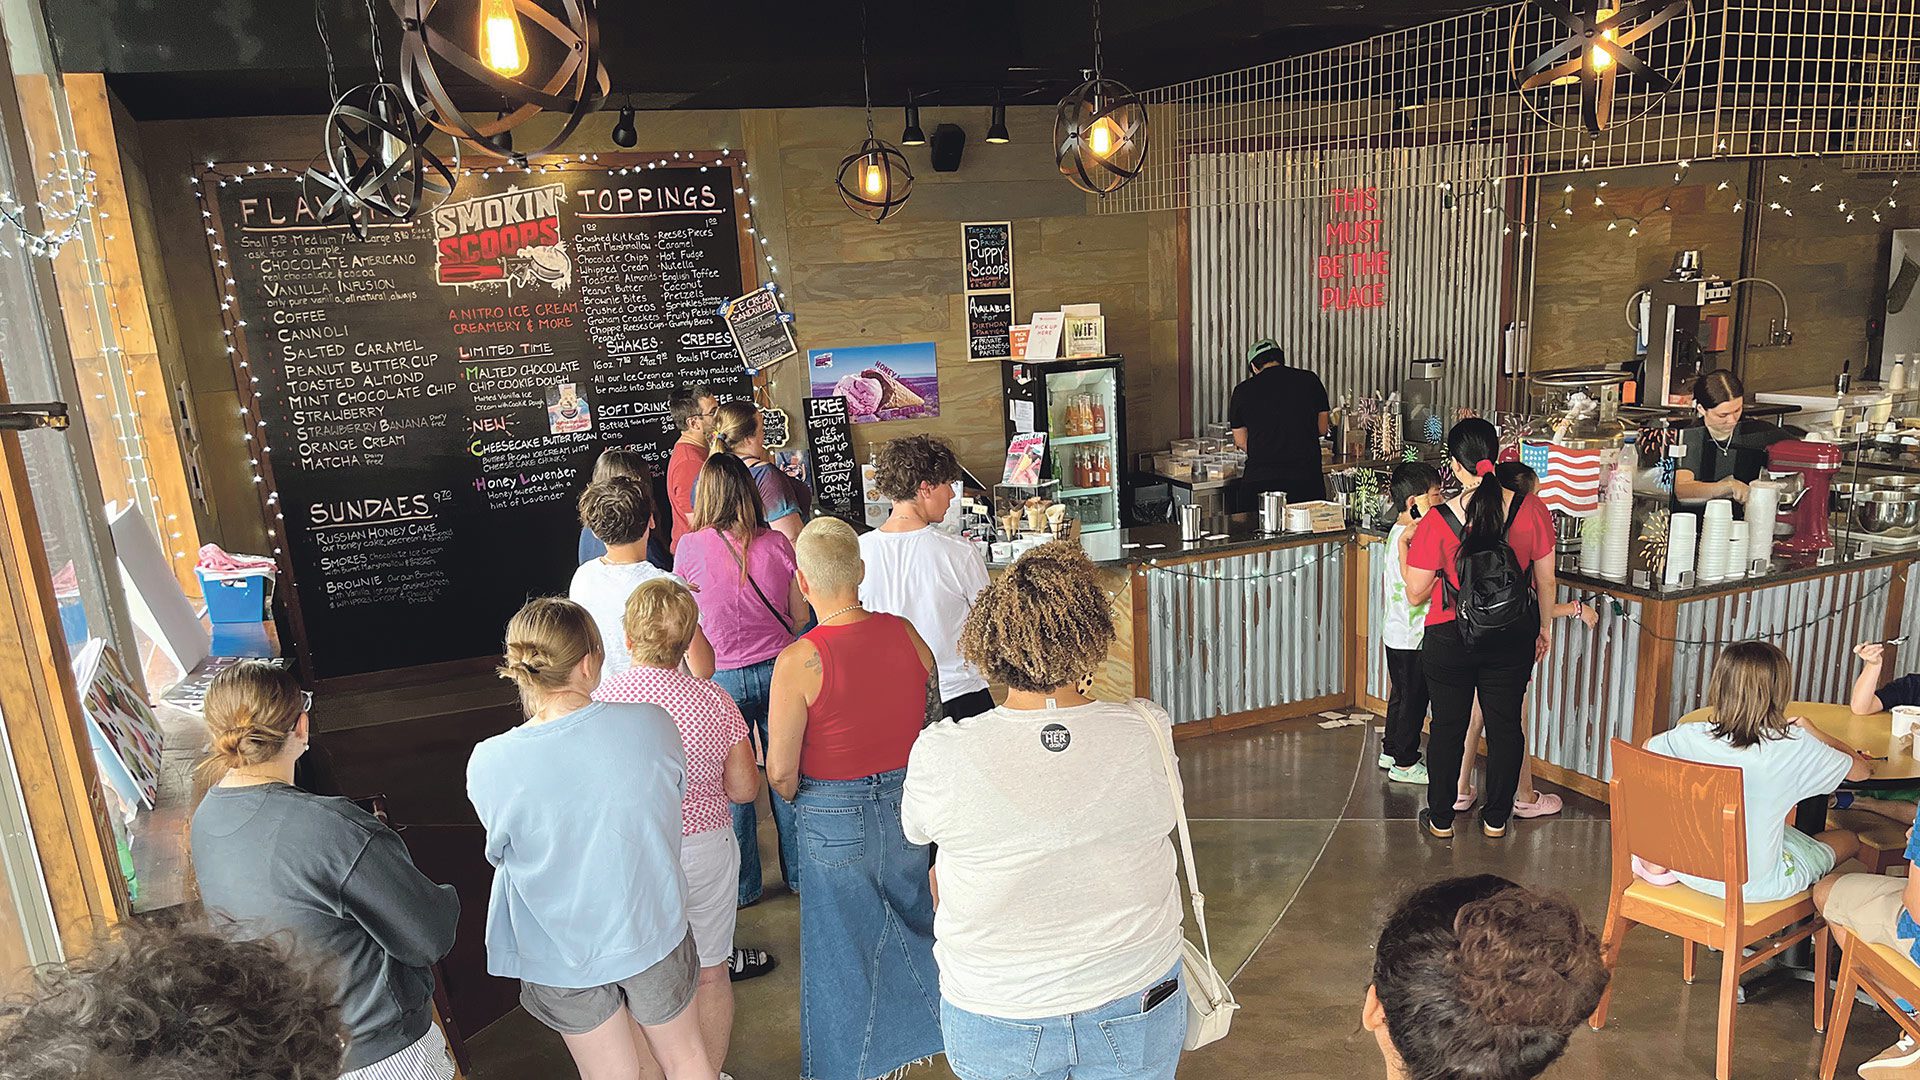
[765,517,942,1080]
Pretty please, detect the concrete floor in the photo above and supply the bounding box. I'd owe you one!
[454,716,1905,1079]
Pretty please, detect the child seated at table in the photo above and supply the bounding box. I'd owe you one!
[1836,640,1920,826]
[1638,640,1870,901]
[1813,834,1920,1076]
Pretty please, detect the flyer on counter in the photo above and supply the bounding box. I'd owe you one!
[1003,432,1048,484]
[1025,312,1064,360]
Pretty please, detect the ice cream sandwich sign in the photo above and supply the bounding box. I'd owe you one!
[807,342,940,424]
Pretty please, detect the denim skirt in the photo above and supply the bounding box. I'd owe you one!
[794,768,944,1080]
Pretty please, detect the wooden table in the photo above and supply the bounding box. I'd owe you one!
[1677,701,1920,833]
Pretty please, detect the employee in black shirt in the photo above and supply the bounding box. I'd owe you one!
[1672,370,1786,516]
[1228,339,1331,512]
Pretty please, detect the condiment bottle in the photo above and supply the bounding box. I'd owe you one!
[1894,354,1910,394]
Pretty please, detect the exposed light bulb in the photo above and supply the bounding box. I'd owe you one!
[1087,115,1123,159]
[1591,7,1618,70]
[861,157,886,198]
[479,0,529,78]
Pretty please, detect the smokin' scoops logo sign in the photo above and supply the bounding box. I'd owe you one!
[432,183,569,290]
[1319,186,1389,312]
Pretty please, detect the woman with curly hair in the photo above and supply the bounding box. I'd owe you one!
[1364,875,1609,1080]
[189,660,460,1079]
[859,435,994,720]
[0,921,345,1079]
[902,541,1189,1079]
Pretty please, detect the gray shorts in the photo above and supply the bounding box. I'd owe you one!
[519,930,699,1035]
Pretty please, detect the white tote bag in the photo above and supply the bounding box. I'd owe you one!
[1130,700,1240,1050]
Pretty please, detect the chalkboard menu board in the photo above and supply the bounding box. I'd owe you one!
[207,159,757,679]
[966,292,1014,361]
[804,395,858,521]
[962,221,1012,292]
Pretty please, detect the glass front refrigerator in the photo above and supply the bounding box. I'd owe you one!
[1001,355,1128,531]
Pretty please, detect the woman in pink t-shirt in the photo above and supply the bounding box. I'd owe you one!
[1402,417,1558,841]
[676,453,807,904]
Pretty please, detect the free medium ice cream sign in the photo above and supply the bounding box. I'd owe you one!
[807,342,940,424]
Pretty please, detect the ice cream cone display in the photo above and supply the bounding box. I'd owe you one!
[862,362,927,411]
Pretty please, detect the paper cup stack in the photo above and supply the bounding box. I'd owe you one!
[1666,512,1698,587]
[1696,499,1735,583]
[1579,511,1606,576]
[1727,521,1749,579]
[1746,481,1780,573]
[1601,472,1634,581]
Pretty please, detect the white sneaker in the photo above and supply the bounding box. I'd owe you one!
[1388,761,1430,785]
[1860,1034,1920,1076]
[1377,752,1394,769]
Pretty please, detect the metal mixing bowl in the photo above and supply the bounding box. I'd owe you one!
[1853,490,1920,538]
[1870,474,1920,492]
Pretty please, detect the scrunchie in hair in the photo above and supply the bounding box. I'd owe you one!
[1474,459,1496,477]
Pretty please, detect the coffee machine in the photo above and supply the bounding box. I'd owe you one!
[1767,439,1843,556]
[1641,251,1733,408]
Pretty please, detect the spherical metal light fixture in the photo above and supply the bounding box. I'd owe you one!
[836,137,914,222]
[1055,0,1148,196]
[391,0,610,164]
[1055,75,1147,195]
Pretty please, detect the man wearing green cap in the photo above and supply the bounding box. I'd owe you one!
[1228,339,1331,513]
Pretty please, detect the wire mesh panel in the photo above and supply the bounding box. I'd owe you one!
[1101,0,1920,216]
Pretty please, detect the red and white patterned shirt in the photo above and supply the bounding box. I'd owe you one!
[595,665,748,835]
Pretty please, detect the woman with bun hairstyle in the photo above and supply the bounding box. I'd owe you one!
[1673,369,1775,511]
[1364,875,1609,1080]
[904,540,1190,1080]
[467,598,718,1080]
[706,399,810,543]
[189,660,461,1080]
[1402,417,1559,840]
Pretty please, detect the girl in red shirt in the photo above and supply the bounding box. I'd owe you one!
[1403,417,1559,840]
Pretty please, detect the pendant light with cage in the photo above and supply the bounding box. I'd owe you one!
[835,5,912,222]
[1055,0,1147,196]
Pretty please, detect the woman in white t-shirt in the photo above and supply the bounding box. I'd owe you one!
[859,435,994,720]
[902,541,1186,1080]
[1643,640,1869,902]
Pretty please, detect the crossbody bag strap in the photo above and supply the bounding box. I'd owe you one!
[721,532,794,636]
[1127,699,1219,970]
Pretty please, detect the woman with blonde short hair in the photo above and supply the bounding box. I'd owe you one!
[902,541,1190,1080]
[767,517,943,1080]
[467,597,718,1080]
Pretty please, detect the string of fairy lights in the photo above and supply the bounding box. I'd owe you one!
[191,150,784,557]
[1441,154,1911,240]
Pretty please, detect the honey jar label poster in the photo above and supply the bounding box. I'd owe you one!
[808,342,940,423]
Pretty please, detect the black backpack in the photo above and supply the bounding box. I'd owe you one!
[1436,493,1540,649]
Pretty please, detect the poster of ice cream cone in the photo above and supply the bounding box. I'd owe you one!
[807,342,940,423]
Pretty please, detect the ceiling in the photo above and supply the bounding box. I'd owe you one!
[46,0,1491,121]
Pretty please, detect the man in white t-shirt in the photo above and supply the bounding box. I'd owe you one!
[570,476,714,681]
[859,436,994,720]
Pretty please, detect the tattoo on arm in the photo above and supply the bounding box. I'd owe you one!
[803,651,821,674]
[924,666,942,728]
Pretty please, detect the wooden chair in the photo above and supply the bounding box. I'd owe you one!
[1829,807,1909,874]
[1820,930,1920,1079]
[1590,739,1831,1080]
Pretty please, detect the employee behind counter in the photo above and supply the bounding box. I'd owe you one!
[1228,339,1331,514]
[1672,370,1799,516]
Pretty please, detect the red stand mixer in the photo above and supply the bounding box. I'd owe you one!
[1766,439,1842,556]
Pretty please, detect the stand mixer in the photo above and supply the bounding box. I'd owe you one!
[1766,439,1842,556]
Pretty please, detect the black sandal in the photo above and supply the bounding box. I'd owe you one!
[728,947,778,982]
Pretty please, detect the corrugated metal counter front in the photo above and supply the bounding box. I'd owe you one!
[1357,530,1918,800]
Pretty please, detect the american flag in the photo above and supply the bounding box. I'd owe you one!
[1520,440,1606,516]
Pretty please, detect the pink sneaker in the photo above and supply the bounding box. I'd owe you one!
[1454,790,1477,812]
[1512,792,1564,819]
[1632,855,1681,886]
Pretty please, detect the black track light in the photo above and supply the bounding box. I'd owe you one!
[486,110,514,155]
[901,103,926,146]
[986,101,1010,144]
[610,102,637,147]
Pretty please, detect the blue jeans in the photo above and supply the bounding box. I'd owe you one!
[794,770,943,1080]
[941,963,1187,1080]
[715,659,798,904]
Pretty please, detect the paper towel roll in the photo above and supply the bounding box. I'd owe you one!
[1667,512,1698,587]
[1746,481,1780,571]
